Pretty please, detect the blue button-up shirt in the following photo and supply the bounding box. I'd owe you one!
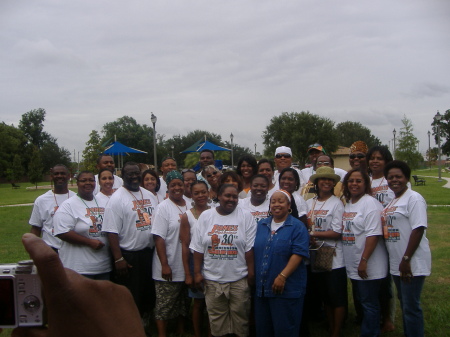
[254,214,309,298]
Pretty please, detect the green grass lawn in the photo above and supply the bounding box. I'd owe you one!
[0,183,78,206]
[0,180,449,336]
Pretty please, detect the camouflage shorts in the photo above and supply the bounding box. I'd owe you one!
[154,280,190,320]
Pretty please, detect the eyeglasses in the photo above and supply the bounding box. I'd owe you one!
[206,171,218,178]
[317,161,330,166]
[349,154,366,159]
[275,154,291,159]
[181,168,196,174]
[78,179,95,183]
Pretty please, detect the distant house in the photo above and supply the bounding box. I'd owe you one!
[332,146,351,171]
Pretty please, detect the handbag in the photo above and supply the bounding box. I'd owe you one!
[309,241,336,273]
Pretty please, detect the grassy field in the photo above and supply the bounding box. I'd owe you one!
[0,176,449,336]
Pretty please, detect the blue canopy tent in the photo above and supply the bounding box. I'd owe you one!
[181,139,230,171]
[103,141,147,170]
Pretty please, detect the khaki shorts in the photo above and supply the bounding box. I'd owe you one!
[204,277,251,337]
[154,281,189,320]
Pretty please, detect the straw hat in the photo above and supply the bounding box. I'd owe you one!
[309,166,340,184]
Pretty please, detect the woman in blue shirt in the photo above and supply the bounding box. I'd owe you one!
[254,190,309,337]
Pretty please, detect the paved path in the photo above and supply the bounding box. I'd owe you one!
[421,175,450,188]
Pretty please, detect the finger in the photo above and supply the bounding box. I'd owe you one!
[22,233,69,291]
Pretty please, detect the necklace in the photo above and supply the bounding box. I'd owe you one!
[308,195,331,230]
[170,198,187,215]
[371,176,385,188]
[192,205,210,219]
[53,190,70,209]
[77,194,99,209]
[127,188,145,210]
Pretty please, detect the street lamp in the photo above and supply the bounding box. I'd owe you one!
[230,133,234,169]
[393,129,397,159]
[434,110,442,182]
[254,143,257,156]
[171,144,174,158]
[151,113,157,172]
[428,130,431,170]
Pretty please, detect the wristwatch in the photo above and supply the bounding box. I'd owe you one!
[402,256,410,262]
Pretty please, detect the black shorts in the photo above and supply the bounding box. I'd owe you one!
[317,267,348,308]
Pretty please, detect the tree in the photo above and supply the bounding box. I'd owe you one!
[41,139,72,172]
[395,115,423,169]
[82,130,105,172]
[431,109,450,156]
[5,154,24,183]
[336,121,381,149]
[0,122,28,178]
[18,108,52,149]
[262,111,338,166]
[28,146,44,188]
[426,147,438,165]
[102,116,154,164]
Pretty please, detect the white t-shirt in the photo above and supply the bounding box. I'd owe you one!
[370,177,395,207]
[183,195,193,207]
[157,179,168,201]
[342,194,388,280]
[190,207,256,283]
[95,191,112,207]
[29,190,76,249]
[93,174,123,195]
[246,182,280,200]
[151,199,188,282]
[53,195,111,275]
[102,187,158,251]
[306,196,345,269]
[239,197,270,226]
[383,188,431,276]
[274,167,305,188]
[293,192,308,217]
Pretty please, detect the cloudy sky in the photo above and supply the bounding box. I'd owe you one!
[1,0,449,159]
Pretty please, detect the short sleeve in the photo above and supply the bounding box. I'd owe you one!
[53,202,76,235]
[407,194,428,230]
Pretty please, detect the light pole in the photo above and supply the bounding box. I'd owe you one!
[171,144,174,158]
[230,133,234,169]
[254,143,257,156]
[428,130,431,170]
[393,129,397,159]
[435,110,442,182]
[151,113,157,172]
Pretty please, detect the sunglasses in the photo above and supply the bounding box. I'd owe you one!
[317,161,330,166]
[349,154,366,159]
[206,171,218,178]
[275,154,292,159]
[181,168,196,174]
[308,143,321,148]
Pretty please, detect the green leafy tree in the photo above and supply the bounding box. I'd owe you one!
[336,121,381,148]
[6,154,25,183]
[0,122,28,178]
[426,147,438,166]
[262,111,338,166]
[395,115,423,169]
[102,116,154,164]
[431,109,450,156]
[28,146,44,188]
[82,130,105,172]
[18,108,52,149]
[41,139,72,172]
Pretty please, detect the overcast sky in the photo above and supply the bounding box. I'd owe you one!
[1,0,449,160]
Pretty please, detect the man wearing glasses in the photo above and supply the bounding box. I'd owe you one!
[273,146,305,187]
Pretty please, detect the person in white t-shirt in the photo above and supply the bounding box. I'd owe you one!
[102,162,158,317]
[190,184,256,337]
[239,174,270,226]
[342,169,388,337]
[307,167,346,337]
[278,168,308,224]
[93,154,123,195]
[96,168,115,203]
[273,146,305,187]
[29,164,76,251]
[383,160,431,337]
[156,156,177,201]
[246,159,279,200]
[54,171,111,280]
[180,180,211,337]
[182,168,197,206]
[141,169,162,205]
[151,170,190,336]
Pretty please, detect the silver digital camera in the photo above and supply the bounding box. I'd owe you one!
[0,260,44,328]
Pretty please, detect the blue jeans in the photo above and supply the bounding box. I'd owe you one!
[393,275,425,337]
[354,279,382,337]
[254,296,304,337]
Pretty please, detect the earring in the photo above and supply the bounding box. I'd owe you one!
[288,208,292,214]
[191,201,195,207]
[268,210,272,216]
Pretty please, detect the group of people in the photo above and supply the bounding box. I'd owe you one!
[27,143,431,337]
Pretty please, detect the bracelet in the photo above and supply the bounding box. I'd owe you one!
[361,256,368,262]
[279,272,287,279]
[115,257,124,264]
